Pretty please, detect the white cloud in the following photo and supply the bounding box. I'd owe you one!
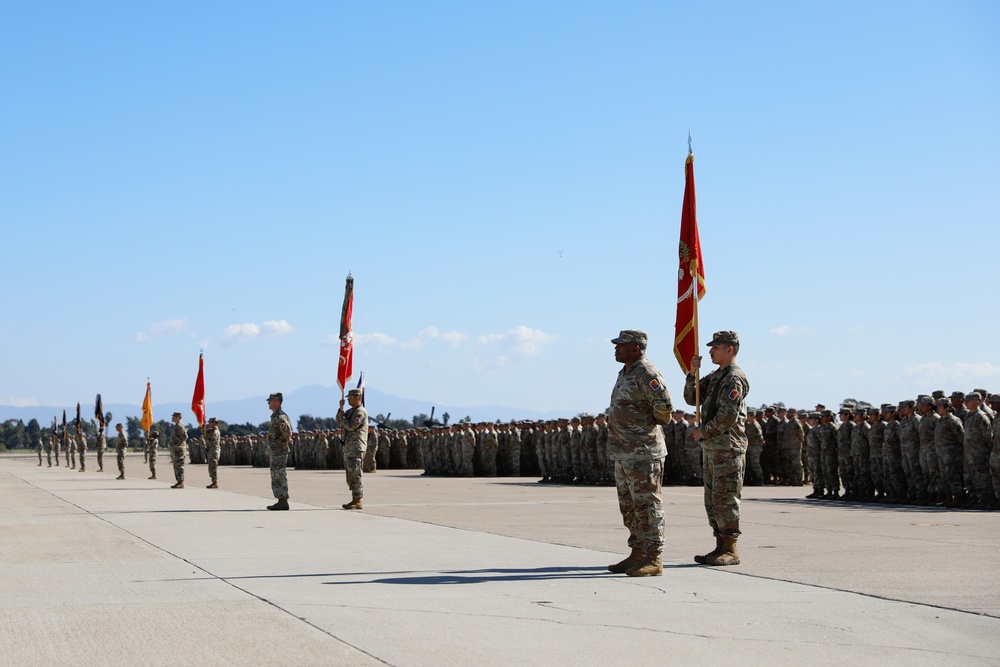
[220,322,261,344]
[478,325,557,357]
[262,319,294,337]
[354,332,398,347]
[401,326,441,350]
[0,396,40,407]
[135,319,190,343]
[770,325,791,336]
[903,361,1000,386]
[440,331,469,348]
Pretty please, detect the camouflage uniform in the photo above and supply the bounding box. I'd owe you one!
[364,428,379,473]
[963,397,995,507]
[820,417,840,497]
[780,413,804,485]
[45,436,53,467]
[867,411,886,498]
[805,414,823,496]
[851,415,872,499]
[882,414,906,501]
[147,432,159,477]
[95,431,106,471]
[916,398,940,498]
[480,425,498,476]
[899,405,926,501]
[267,403,293,500]
[115,429,128,477]
[684,359,749,539]
[934,403,965,499]
[458,425,476,476]
[837,412,855,497]
[338,401,368,498]
[745,411,765,486]
[205,423,221,485]
[170,419,188,484]
[608,335,673,557]
[507,423,522,476]
[76,431,86,472]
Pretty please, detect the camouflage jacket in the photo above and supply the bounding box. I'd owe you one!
[899,414,921,449]
[683,362,749,454]
[745,419,764,449]
[780,417,804,451]
[609,357,673,461]
[964,410,991,450]
[95,432,106,451]
[205,426,221,450]
[851,421,870,455]
[837,420,854,452]
[481,430,498,451]
[883,421,901,454]
[116,432,128,450]
[170,422,188,450]
[918,412,939,448]
[764,415,780,447]
[867,421,886,457]
[338,406,368,456]
[820,422,839,451]
[934,413,963,451]
[805,424,821,452]
[268,408,293,453]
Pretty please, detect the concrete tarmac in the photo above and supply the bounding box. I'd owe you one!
[2,453,999,666]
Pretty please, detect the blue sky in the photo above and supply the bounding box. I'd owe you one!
[1,1,997,419]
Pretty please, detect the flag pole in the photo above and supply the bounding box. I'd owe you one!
[692,256,701,424]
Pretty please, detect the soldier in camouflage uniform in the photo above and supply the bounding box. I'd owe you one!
[934,398,965,507]
[745,408,765,486]
[916,396,941,503]
[266,393,293,510]
[685,330,749,567]
[963,392,995,509]
[819,411,840,498]
[683,413,701,485]
[836,406,855,499]
[867,407,886,501]
[147,430,159,479]
[480,422,499,476]
[36,437,43,466]
[95,424,106,472]
[508,420,522,476]
[169,413,187,488]
[76,427,86,472]
[45,435,53,467]
[364,425,378,473]
[804,412,823,498]
[989,395,1000,505]
[596,413,612,485]
[205,417,221,488]
[607,330,673,577]
[851,407,872,500]
[882,406,905,503]
[780,408,804,485]
[898,400,926,503]
[114,423,128,479]
[337,388,368,509]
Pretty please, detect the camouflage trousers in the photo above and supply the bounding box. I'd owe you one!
[779,448,802,484]
[269,446,288,500]
[363,443,378,473]
[614,458,664,552]
[46,450,52,466]
[936,443,964,496]
[507,445,521,477]
[96,448,104,470]
[686,445,702,482]
[148,447,157,475]
[116,447,125,474]
[747,445,764,485]
[900,442,926,498]
[207,446,220,482]
[460,444,475,477]
[990,447,1000,502]
[882,444,906,498]
[919,441,939,494]
[837,444,853,493]
[869,452,883,495]
[480,446,498,476]
[965,441,995,505]
[78,445,85,470]
[823,445,840,494]
[344,455,363,497]
[702,448,744,537]
[171,447,185,483]
[68,445,75,468]
[535,440,548,477]
[806,443,822,491]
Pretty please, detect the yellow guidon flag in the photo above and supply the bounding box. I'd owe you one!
[141,381,154,435]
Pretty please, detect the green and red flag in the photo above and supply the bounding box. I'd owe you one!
[337,274,354,392]
[673,150,706,375]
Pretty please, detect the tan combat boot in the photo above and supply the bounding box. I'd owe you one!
[694,533,723,564]
[149,474,156,480]
[267,498,289,511]
[207,481,218,488]
[116,473,125,480]
[608,547,644,573]
[626,551,663,577]
[171,482,184,489]
[342,496,363,510]
[707,536,740,566]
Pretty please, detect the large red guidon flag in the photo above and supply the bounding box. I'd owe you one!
[673,151,706,376]
[191,353,206,427]
[337,275,354,392]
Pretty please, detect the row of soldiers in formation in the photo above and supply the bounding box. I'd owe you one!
[747,390,1000,510]
[35,427,129,479]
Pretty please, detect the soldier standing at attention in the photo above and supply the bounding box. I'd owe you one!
[95,424,106,472]
[337,388,368,509]
[36,437,43,465]
[266,393,293,510]
[205,417,221,488]
[169,413,187,488]
[686,330,750,567]
[115,423,128,480]
[147,430,158,479]
[77,426,87,472]
[45,435,53,467]
[607,330,673,578]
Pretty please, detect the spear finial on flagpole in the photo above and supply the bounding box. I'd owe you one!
[688,130,693,155]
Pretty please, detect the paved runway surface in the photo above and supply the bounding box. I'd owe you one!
[2,453,999,666]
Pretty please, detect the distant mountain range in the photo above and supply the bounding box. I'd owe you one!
[0,385,572,428]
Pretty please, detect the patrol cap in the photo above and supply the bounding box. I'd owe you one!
[786,408,797,415]
[974,388,989,397]
[814,404,826,411]
[965,391,983,401]
[346,388,363,397]
[899,399,915,408]
[880,403,895,413]
[172,411,182,418]
[746,408,757,416]
[706,330,739,346]
[684,412,695,419]
[809,412,821,420]
[570,417,580,424]
[611,330,647,345]
[917,396,934,406]
[989,394,1000,404]
[868,407,880,416]
[950,391,965,399]
[935,398,951,408]
[208,417,217,423]
[267,392,283,401]
[853,407,866,415]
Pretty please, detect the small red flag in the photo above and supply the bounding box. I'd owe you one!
[337,275,354,392]
[191,353,206,427]
[673,151,706,375]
